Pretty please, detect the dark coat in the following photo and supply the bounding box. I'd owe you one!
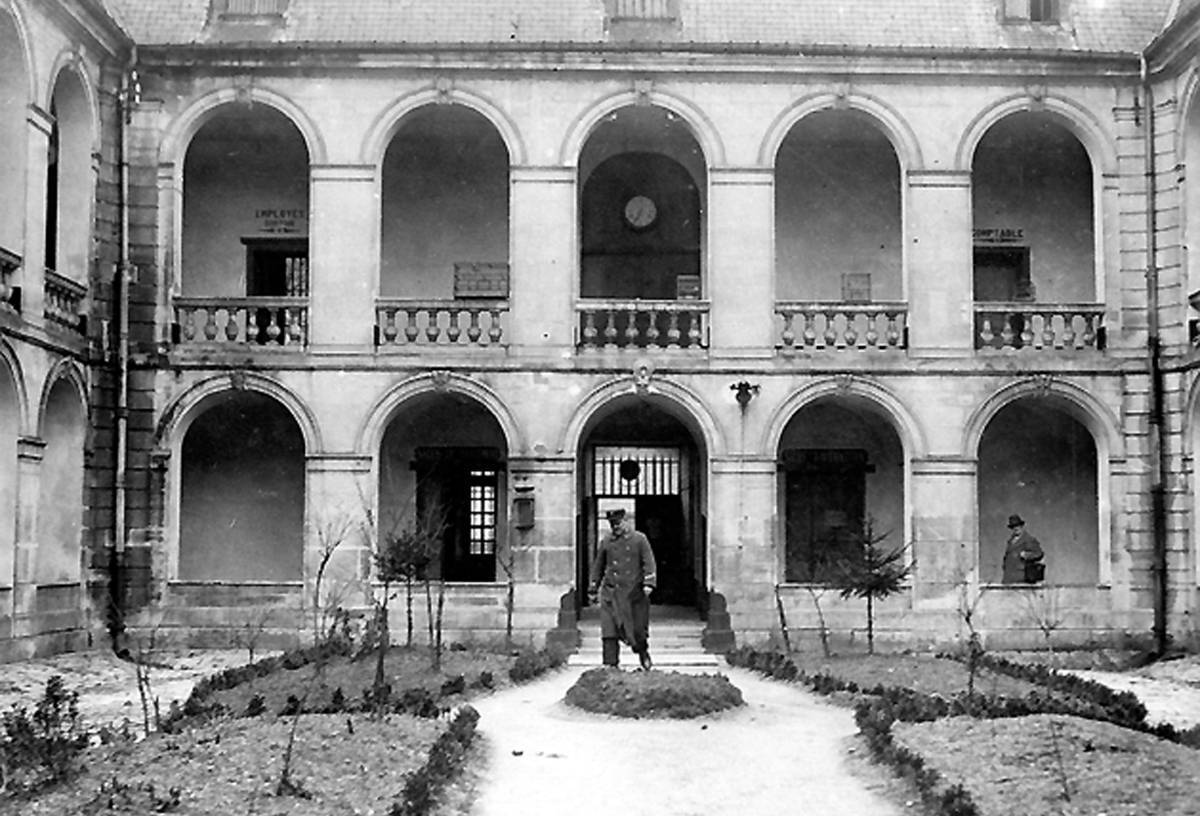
[1002,528,1044,584]
[589,529,657,650]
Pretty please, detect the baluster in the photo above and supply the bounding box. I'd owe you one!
[488,308,503,343]
[425,308,442,342]
[203,309,218,341]
[625,307,641,345]
[886,312,901,347]
[802,311,817,347]
[1019,312,1035,348]
[978,314,994,347]
[1041,312,1056,349]
[687,311,702,347]
[999,314,1015,348]
[382,309,398,344]
[843,312,858,349]
[468,309,483,343]
[228,308,243,342]
[181,309,197,341]
[404,309,419,342]
[1081,314,1096,348]
[823,310,838,348]
[265,309,282,343]
[666,311,681,346]
[447,309,462,343]
[863,311,879,348]
[645,309,661,347]
[603,308,619,347]
[1060,313,1076,349]
[780,310,796,348]
[288,308,304,345]
[581,309,598,347]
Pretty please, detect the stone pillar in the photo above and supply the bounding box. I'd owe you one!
[507,456,576,645]
[305,453,374,635]
[20,106,54,328]
[12,436,45,637]
[909,456,977,605]
[707,169,775,359]
[906,171,973,356]
[508,167,576,355]
[708,457,777,638]
[308,165,377,351]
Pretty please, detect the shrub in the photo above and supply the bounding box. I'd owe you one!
[508,647,566,684]
[439,674,466,697]
[243,694,266,718]
[564,668,744,719]
[0,675,90,793]
[391,706,480,816]
[86,775,182,813]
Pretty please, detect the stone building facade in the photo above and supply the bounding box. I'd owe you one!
[3,0,1200,660]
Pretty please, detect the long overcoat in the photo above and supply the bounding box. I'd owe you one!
[1002,529,1044,584]
[589,529,657,651]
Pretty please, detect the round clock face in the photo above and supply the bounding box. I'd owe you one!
[623,195,658,230]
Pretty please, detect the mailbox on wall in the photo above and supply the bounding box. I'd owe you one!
[513,485,535,530]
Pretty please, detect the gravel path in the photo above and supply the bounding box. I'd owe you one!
[469,665,904,816]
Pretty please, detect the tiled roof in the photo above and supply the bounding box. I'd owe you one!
[108,0,1176,54]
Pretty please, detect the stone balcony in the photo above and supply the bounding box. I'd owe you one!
[974,303,1106,352]
[576,299,709,351]
[173,296,308,348]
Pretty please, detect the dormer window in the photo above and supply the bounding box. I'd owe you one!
[605,0,680,40]
[1003,0,1060,23]
[212,0,288,21]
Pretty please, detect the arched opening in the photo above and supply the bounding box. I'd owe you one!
[578,106,706,349]
[378,394,508,582]
[775,110,902,302]
[36,377,85,583]
[1185,87,1200,311]
[0,10,27,266]
[972,112,1096,348]
[45,68,92,281]
[179,392,305,581]
[977,400,1098,585]
[777,397,905,583]
[0,360,18,589]
[183,105,309,286]
[380,105,510,298]
[577,397,707,609]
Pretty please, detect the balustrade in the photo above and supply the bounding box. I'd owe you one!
[776,301,907,351]
[43,269,86,334]
[576,300,708,350]
[974,303,1105,351]
[174,297,308,347]
[376,300,507,347]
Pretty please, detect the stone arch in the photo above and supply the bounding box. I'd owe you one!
[762,376,925,461]
[362,85,525,168]
[558,88,725,168]
[357,372,524,459]
[558,376,726,460]
[962,378,1121,462]
[0,1,33,258]
[0,337,23,588]
[0,338,29,435]
[43,52,99,152]
[0,0,35,102]
[956,93,1117,176]
[35,358,87,440]
[155,373,322,455]
[759,91,924,171]
[160,86,327,168]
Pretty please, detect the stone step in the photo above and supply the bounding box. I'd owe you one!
[567,650,723,669]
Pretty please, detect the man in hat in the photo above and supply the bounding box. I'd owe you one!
[588,508,657,670]
[1002,514,1044,584]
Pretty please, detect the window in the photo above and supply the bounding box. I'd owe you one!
[609,0,676,21]
[467,470,498,556]
[243,238,308,297]
[213,0,288,19]
[1003,0,1060,23]
[415,448,503,582]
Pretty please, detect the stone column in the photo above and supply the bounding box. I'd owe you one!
[707,169,775,359]
[909,456,977,605]
[305,453,374,635]
[12,436,45,638]
[707,456,777,639]
[507,456,576,646]
[308,165,377,351]
[508,167,576,355]
[20,106,54,328]
[906,171,974,357]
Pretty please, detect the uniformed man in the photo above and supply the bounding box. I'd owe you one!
[588,508,657,670]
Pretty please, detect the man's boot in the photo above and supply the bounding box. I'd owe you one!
[602,637,619,667]
[637,648,653,671]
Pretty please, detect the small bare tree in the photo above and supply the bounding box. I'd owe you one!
[954,567,989,700]
[831,519,911,655]
[232,605,275,663]
[1022,585,1064,666]
[498,527,536,651]
[311,510,356,642]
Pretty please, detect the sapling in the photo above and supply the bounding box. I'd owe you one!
[831,519,911,655]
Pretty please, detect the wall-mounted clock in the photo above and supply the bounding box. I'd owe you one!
[623,195,658,230]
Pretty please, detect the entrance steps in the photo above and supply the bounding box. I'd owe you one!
[567,609,724,671]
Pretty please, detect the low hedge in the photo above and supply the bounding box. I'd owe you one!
[391,705,480,816]
[564,668,744,719]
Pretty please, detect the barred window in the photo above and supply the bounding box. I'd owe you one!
[467,469,497,556]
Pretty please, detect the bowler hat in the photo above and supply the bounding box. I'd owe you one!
[1007,514,1025,528]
